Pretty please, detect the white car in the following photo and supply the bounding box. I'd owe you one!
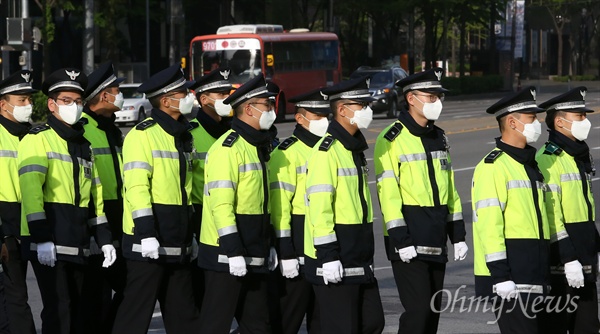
[115,83,152,125]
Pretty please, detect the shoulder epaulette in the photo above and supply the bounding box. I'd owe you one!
[384,122,403,142]
[278,137,298,150]
[484,150,503,163]
[189,121,200,130]
[29,124,50,134]
[319,136,335,151]
[222,132,239,147]
[136,119,156,130]
[543,142,563,156]
[79,117,89,125]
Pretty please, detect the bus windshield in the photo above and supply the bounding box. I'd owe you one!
[192,38,262,85]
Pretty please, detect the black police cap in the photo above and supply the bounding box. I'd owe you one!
[539,86,594,114]
[189,67,233,94]
[0,70,37,96]
[396,67,448,94]
[138,64,194,98]
[223,74,276,109]
[42,68,88,95]
[288,88,331,115]
[486,86,545,119]
[320,77,375,102]
[84,62,125,102]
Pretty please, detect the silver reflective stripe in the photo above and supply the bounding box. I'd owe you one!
[206,180,237,191]
[492,284,544,294]
[91,177,101,185]
[475,198,506,211]
[447,212,463,222]
[92,147,112,155]
[132,244,191,256]
[298,256,305,265]
[47,152,72,162]
[132,208,153,219]
[0,150,17,158]
[546,184,562,194]
[416,246,442,255]
[506,180,532,190]
[561,173,582,182]
[472,210,478,222]
[386,218,406,230]
[431,151,448,159]
[123,161,152,172]
[399,153,427,163]
[192,152,207,160]
[152,150,179,159]
[550,265,592,275]
[306,184,335,196]
[550,230,569,243]
[116,147,122,154]
[376,170,397,183]
[26,212,46,222]
[314,234,337,245]
[217,254,265,266]
[276,229,291,238]
[77,157,92,168]
[316,266,371,277]
[239,163,262,172]
[296,164,307,174]
[88,216,108,226]
[19,164,47,175]
[217,225,238,237]
[30,243,84,256]
[337,168,358,176]
[270,181,295,192]
[485,251,507,262]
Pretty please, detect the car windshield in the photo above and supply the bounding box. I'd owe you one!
[120,87,144,99]
[351,71,393,88]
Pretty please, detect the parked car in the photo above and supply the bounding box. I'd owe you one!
[115,83,152,125]
[349,66,408,118]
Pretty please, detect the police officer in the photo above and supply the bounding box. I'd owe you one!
[0,70,37,334]
[269,88,329,334]
[304,77,384,333]
[472,87,549,333]
[111,64,200,334]
[197,74,278,333]
[81,61,126,333]
[373,68,467,334]
[19,68,115,334]
[536,87,599,333]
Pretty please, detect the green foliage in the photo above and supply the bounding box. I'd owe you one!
[551,75,598,82]
[31,91,49,123]
[442,75,504,95]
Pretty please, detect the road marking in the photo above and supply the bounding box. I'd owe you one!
[368,180,376,184]
[152,311,161,318]
[375,266,392,271]
[454,166,476,172]
[592,147,600,150]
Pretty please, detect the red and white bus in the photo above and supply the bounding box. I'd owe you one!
[189,24,342,120]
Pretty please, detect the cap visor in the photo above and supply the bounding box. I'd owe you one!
[10,88,38,95]
[420,87,449,93]
[304,107,331,115]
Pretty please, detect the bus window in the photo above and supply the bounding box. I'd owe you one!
[271,41,339,72]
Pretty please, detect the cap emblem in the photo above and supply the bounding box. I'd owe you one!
[530,89,536,101]
[65,70,80,81]
[366,78,370,89]
[580,90,586,101]
[320,90,329,101]
[21,72,31,82]
[220,69,230,80]
[434,70,442,81]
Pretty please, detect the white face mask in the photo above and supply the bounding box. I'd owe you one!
[345,105,373,129]
[301,114,329,137]
[54,101,84,125]
[207,97,233,117]
[561,117,591,141]
[414,95,443,120]
[6,102,33,123]
[106,92,124,110]
[169,94,195,115]
[515,118,542,143]
[250,104,276,130]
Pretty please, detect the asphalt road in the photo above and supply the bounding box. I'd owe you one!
[25,84,600,333]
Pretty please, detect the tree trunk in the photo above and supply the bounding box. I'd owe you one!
[557,28,563,76]
[459,11,467,78]
[423,1,435,69]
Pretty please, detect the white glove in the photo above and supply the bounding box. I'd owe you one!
[268,247,278,271]
[397,246,417,263]
[89,236,102,255]
[228,256,247,277]
[101,244,117,268]
[453,242,468,261]
[495,280,518,301]
[37,241,57,267]
[191,235,199,260]
[140,237,160,259]
[322,260,343,285]
[280,259,299,279]
[564,260,584,288]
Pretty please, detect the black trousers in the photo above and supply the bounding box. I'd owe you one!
[392,259,445,334]
[31,260,87,334]
[492,296,544,334]
[0,273,11,334]
[199,270,271,334]
[538,276,600,334]
[2,237,36,334]
[268,271,320,334]
[112,260,200,334]
[313,281,384,334]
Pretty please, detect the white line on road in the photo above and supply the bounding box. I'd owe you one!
[374,266,392,271]
[592,147,600,150]
[152,312,161,318]
[453,166,476,172]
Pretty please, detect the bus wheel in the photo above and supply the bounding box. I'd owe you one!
[275,92,286,123]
